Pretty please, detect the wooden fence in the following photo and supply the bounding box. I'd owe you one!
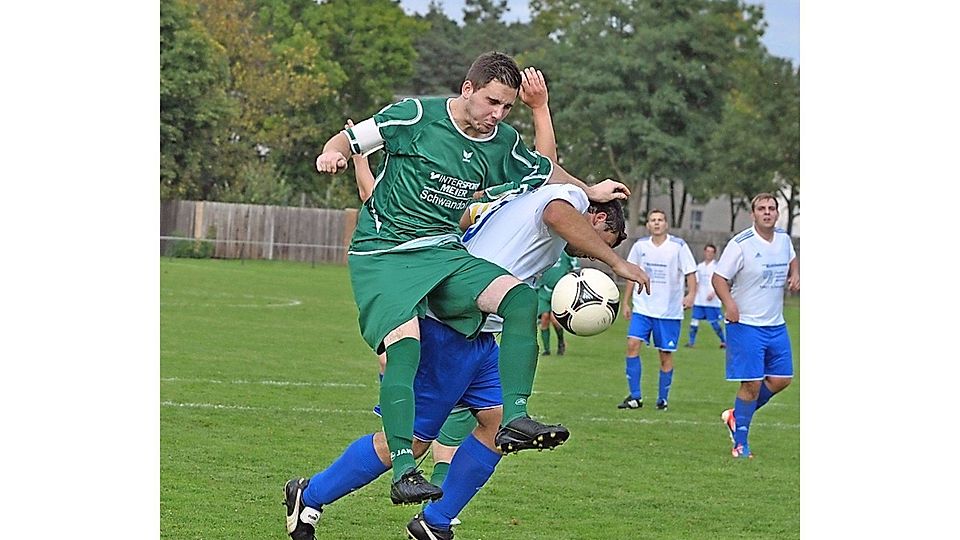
[160,200,799,269]
[160,200,357,264]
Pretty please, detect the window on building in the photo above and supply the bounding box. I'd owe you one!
[691,210,703,231]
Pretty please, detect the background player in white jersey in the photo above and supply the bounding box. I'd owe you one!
[307,52,631,512]
[712,193,799,459]
[618,209,696,411]
[685,244,726,349]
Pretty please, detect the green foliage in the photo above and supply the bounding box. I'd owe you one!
[160,0,236,200]
[160,0,799,222]
[523,0,765,229]
[703,52,799,231]
[161,259,799,539]
[404,4,474,95]
[214,161,295,205]
[164,227,216,258]
[160,0,421,208]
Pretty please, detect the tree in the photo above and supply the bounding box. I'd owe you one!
[160,0,235,200]
[525,0,765,234]
[405,3,474,95]
[703,53,799,232]
[249,0,423,207]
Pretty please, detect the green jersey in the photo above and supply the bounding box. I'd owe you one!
[346,97,553,251]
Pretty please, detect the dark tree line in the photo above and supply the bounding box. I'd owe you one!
[161,0,799,234]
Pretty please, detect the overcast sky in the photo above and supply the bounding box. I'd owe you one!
[397,0,800,66]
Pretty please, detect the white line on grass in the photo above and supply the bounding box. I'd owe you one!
[160,377,367,388]
[159,401,798,430]
[161,401,372,415]
[160,288,303,308]
[580,416,800,430]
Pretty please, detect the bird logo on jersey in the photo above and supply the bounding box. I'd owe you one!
[462,150,474,162]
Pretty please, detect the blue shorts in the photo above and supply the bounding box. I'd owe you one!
[691,305,723,321]
[412,317,502,442]
[725,323,793,381]
[627,313,681,352]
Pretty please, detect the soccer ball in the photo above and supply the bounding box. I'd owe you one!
[550,268,620,336]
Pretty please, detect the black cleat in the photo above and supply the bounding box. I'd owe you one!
[391,469,443,505]
[284,477,321,540]
[617,396,642,409]
[557,342,566,356]
[406,514,454,540]
[541,349,551,356]
[495,416,570,454]
[656,399,668,410]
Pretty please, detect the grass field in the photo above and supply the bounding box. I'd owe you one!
[160,258,800,539]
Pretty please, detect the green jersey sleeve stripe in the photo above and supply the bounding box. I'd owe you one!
[377,98,423,127]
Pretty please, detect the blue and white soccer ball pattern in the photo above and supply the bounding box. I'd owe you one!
[550,268,620,336]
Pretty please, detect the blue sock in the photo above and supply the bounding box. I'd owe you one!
[658,369,673,402]
[625,356,641,399]
[302,433,389,508]
[688,325,698,345]
[711,321,725,343]
[732,398,758,448]
[756,382,775,411]
[423,434,501,530]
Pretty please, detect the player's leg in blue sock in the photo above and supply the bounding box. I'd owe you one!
[710,320,725,344]
[755,381,774,410]
[625,356,641,399]
[658,368,674,403]
[732,397,758,449]
[688,319,699,346]
[302,433,389,508]
[422,434,500,530]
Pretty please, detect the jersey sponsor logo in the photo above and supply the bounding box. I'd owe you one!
[421,172,481,210]
[462,150,474,162]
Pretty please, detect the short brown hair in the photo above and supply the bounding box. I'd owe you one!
[465,51,522,90]
[751,193,778,211]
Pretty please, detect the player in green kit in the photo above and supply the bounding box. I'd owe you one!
[311,52,630,506]
[536,253,580,356]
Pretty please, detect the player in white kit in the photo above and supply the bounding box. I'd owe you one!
[685,244,726,349]
[618,209,696,411]
[713,193,799,459]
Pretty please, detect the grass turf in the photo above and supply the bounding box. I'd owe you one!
[160,258,799,539]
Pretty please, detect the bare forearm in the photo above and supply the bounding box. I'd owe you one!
[531,106,557,162]
[352,156,375,203]
[712,274,734,307]
[323,132,353,157]
[546,164,588,190]
[543,201,619,265]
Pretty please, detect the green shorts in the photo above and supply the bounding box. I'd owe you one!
[537,285,553,316]
[348,240,511,352]
[436,408,479,447]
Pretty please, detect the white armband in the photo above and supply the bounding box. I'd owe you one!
[345,117,385,156]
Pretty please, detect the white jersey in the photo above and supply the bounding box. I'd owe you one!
[694,260,722,308]
[435,183,589,333]
[714,226,796,327]
[627,234,696,320]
